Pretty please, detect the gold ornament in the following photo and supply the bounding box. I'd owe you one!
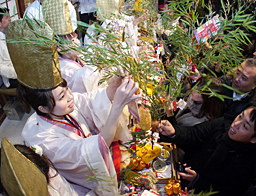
[136,144,161,164]
[173,182,181,194]
[164,183,173,195]
[152,159,167,172]
[124,171,143,186]
[138,107,151,131]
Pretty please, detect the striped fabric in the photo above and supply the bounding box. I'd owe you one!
[128,100,140,122]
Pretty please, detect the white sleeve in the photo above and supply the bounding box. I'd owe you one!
[24,7,34,18]
[48,168,80,196]
[73,88,111,131]
[0,40,17,79]
[68,65,104,93]
[23,1,43,20]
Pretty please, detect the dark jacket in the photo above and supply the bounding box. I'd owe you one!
[220,75,256,119]
[160,116,256,196]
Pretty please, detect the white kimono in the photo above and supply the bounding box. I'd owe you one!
[0,31,17,88]
[22,89,118,196]
[24,0,77,32]
[48,168,80,196]
[59,58,105,93]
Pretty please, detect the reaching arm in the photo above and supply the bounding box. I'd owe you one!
[157,120,176,137]
[159,117,225,146]
[102,77,141,146]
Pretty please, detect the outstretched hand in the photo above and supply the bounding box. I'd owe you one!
[107,66,128,101]
[113,76,142,108]
[156,120,175,137]
[179,167,197,182]
[102,75,141,147]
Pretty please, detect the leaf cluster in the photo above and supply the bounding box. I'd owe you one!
[8,0,256,121]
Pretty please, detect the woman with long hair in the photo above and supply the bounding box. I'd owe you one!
[167,77,223,126]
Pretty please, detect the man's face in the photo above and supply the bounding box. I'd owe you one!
[232,62,256,93]
[229,107,256,143]
[0,13,11,31]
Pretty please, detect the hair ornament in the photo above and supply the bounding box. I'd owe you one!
[31,145,43,156]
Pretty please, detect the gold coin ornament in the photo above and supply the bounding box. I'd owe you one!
[152,159,167,173]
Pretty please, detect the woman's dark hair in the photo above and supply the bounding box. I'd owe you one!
[195,77,223,120]
[14,145,58,183]
[17,79,67,118]
[0,145,57,195]
[248,106,256,138]
[0,8,9,22]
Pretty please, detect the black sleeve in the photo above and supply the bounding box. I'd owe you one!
[187,174,213,194]
[160,117,224,146]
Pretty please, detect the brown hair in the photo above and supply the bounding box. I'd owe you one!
[195,77,223,120]
[57,32,78,42]
[17,79,67,119]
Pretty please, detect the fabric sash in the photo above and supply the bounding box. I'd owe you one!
[112,141,121,181]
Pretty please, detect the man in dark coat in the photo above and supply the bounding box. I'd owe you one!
[158,106,256,196]
[220,58,256,119]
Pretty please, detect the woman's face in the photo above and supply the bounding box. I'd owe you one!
[49,86,74,119]
[61,34,81,60]
[191,91,203,102]
[70,35,81,47]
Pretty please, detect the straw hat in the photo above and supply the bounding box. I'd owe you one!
[1,138,49,196]
[6,19,63,90]
[42,0,73,35]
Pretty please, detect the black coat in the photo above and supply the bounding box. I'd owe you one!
[160,116,256,196]
[220,75,256,120]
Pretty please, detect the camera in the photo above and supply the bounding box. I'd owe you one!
[174,162,187,173]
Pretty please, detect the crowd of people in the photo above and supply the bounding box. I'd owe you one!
[0,0,256,195]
